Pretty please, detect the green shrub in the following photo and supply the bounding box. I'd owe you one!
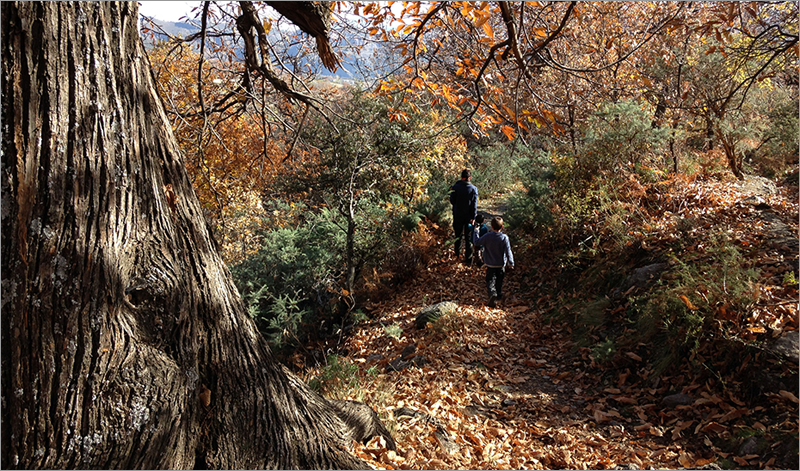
[231,207,346,347]
[382,322,403,340]
[234,194,427,350]
[670,232,760,315]
[468,140,526,195]
[591,338,617,363]
[744,86,799,177]
[503,149,554,231]
[414,178,453,224]
[580,99,670,177]
[242,284,310,350]
[622,232,760,375]
[308,354,361,398]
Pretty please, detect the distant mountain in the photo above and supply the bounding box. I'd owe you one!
[138,17,381,83]
[140,18,198,46]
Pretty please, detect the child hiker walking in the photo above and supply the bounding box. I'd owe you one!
[472,214,489,267]
[472,216,514,307]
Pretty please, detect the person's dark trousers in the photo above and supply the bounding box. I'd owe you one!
[486,266,505,298]
[453,218,473,261]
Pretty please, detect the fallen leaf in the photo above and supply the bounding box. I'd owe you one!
[625,351,643,362]
[700,421,727,435]
[779,390,799,403]
[593,409,612,423]
[672,420,694,440]
[733,456,749,466]
[612,395,638,405]
[679,295,699,310]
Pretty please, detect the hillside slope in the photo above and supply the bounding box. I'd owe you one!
[298,171,798,470]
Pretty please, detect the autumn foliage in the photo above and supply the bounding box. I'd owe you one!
[143,1,798,469]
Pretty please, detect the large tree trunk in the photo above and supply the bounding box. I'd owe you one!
[1,2,386,468]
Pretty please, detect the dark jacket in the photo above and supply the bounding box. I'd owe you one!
[451,179,478,221]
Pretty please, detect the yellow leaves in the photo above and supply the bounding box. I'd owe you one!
[482,21,494,39]
[473,9,491,28]
[500,125,516,141]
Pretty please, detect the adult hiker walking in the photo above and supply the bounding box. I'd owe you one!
[450,169,478,264]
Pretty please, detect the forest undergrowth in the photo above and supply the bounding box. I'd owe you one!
[288,169,799,470]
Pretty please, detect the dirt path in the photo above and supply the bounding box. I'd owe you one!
[320,237,712,470]
[300,178,798,470]
[477,193,509,220]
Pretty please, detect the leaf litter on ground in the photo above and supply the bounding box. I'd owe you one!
[298,172,798,470]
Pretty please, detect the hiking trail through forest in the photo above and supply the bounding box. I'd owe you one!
[294,176,799,470]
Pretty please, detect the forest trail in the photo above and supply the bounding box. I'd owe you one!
[298,178,798,470]
[323,239,699,470]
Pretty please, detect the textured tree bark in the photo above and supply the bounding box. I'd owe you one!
[1,2,384,468]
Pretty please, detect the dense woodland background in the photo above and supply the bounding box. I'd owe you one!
[138,2,799,468]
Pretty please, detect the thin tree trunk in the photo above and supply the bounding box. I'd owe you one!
[718,131,745,180]
[1,2,386,468]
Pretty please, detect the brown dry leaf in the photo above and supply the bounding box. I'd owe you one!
[695,457,717,466]
[625,351,643,362]
[779,390,799,403]
[700,421,727,435]
[587,434,609,446]
[672,420,695,440]
[593,409,612,423]
[678,451,693,467]
[612,395,638,405]
[718,408,748,423]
